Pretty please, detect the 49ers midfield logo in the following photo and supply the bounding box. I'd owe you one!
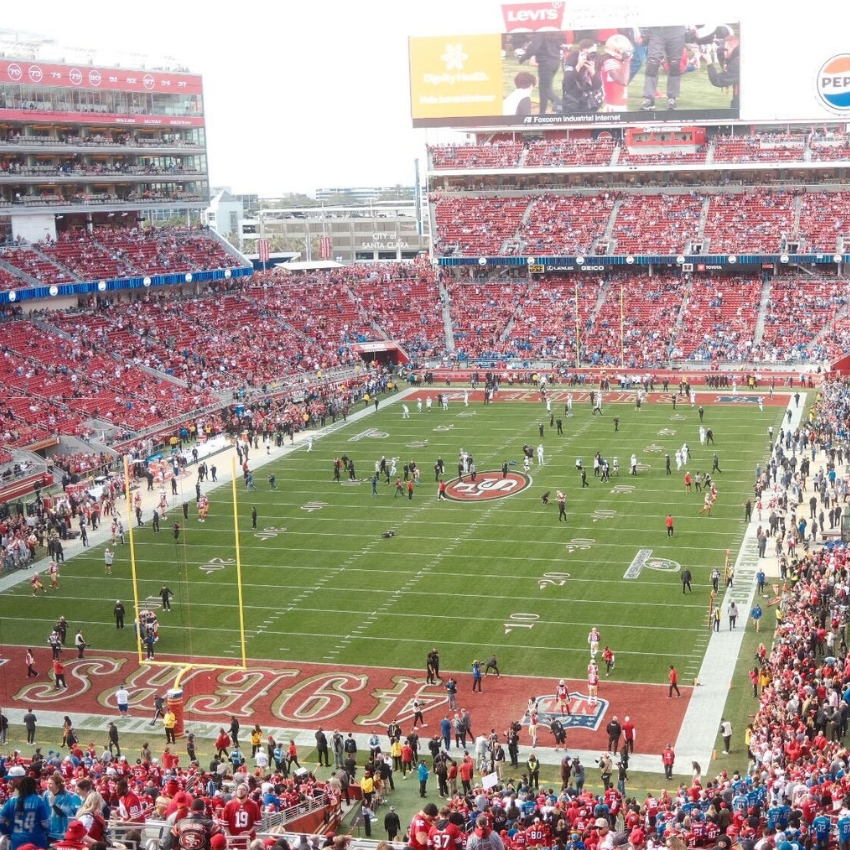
[445,470,531,502]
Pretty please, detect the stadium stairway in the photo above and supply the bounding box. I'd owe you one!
[0,255,38,288]
[600,199,621,248]
[440,280,455,352]
[751,279,773,348]
[31,243,81,281]
[695,196,712,246]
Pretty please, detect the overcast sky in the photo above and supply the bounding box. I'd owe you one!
[2,0,781,196]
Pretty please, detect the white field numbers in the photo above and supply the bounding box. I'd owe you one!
[538,571,571,589]
[505,612,539,635]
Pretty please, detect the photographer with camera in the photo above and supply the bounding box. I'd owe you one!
[74,630,87,659]
[597,752,613,790]
[561,40,605,114]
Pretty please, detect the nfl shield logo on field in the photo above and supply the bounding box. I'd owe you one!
[525,693,609,731]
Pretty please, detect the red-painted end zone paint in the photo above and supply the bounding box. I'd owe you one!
[1,648,688,756]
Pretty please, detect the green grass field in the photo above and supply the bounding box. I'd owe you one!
[0,392,783,685]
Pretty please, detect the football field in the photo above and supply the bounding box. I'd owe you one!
[0,387,785,691]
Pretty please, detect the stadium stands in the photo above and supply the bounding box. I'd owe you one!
[524,138,616,169]
[673,278,763,361]
[702,191,797,255]
[758,278,850,361]
[433,195,528,256]
[610,193,703,255]
[430,142,523,170]
[448,280,524,359]
[520,194,614,256]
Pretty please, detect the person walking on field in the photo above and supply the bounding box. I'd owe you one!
[668,665,680,698]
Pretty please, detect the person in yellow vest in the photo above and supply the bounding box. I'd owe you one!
[360,769,375,807]
[163,709,176,744]
[250,724,263,756]
[390,737,402,772]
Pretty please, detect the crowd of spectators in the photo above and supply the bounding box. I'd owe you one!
[429,129,850,171]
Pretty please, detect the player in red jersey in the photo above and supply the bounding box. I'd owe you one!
[409,803,439,850]
[221,783,262,839]
[428,806,464,850]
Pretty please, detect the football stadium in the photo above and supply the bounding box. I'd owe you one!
[1,2,850,849]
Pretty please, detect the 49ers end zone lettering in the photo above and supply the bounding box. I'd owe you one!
[444,470,531,502]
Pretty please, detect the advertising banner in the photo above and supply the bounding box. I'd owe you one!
[410,23,741,127]
[410,24,741,127]
[0,60,203,96]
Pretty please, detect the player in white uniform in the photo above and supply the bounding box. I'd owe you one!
[417,399,423,413]
[402,404,410,419]
[523,455,531,473]
[463,390,469,406]
[675,450,683,471]
[537,444,545,466]
[699,426,707,445]
[587,662,600,705]
[566,394,573,414]
[426,396,432,412]
[556,679,570,716]
[758,397,764,412]
[588,627,600,658]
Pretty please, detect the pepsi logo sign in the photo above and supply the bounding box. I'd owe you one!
[444,470,531,502]
[68,68,83,86]
[28,65,43,83]
[7,63,22,82]
[89,69,102,87]
[817,55,850,111]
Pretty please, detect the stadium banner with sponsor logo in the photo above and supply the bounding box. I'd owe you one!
[502,1,567,32]
[411,6,850,130]
[0,60,202,95]
[410,23,740,128]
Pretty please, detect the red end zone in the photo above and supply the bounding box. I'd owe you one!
[1,647,688,755]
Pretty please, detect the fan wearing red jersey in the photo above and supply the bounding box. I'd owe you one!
[116,779,146,824]
[525,818,550,847]
[222,783,262,839]
[428,807,464,850]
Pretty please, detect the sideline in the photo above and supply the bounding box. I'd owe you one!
[674,393,806,769]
